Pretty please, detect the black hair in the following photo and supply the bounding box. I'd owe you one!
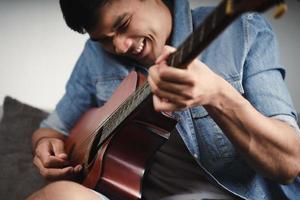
[59,0,109,34]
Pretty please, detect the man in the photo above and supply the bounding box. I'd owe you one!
[27,0,300,199]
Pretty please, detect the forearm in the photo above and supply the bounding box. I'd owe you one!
[32,128,66,151]
[206,82,300,183]
[147,51,300,182]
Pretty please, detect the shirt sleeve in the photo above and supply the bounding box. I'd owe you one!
[242,13,298,124]
[272,114,300,135]
[40,41,97,135]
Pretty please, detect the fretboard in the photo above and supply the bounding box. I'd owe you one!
[98,0,284,146]
[97,0,241,146]
[167,0,236,68]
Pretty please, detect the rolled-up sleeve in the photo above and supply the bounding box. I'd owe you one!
[242,14,298,126]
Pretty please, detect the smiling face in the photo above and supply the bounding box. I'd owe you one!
[88,0,172,67]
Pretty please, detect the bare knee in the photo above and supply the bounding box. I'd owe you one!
[26,181,102,200]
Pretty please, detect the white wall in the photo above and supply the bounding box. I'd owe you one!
[266,0,300,113]
[0,0,299,111]
[0,0,88,110]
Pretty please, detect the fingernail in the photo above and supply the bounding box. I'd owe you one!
[58,153,68,159]
[75,165,83,172]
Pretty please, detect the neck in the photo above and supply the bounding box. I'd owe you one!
[163,0,174,46]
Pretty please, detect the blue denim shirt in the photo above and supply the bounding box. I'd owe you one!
[41,0,300,199]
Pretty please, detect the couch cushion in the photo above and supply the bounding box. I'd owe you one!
[0,96,48,200]
[0,105,3,122]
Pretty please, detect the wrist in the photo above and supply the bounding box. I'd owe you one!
[33,137,51,151]
[32,128,66,152]
[207,79,250,115]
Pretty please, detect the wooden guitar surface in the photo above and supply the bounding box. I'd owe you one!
[64,0,287,199]
[65,71,176,200]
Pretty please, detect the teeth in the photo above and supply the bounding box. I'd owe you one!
[133,39,144,54]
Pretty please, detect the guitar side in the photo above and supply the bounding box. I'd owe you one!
[64,71,177,200]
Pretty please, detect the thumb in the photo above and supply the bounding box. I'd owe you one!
[156,45,177,64]
[51,139,68,159]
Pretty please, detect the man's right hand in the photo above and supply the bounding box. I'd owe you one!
[32,129,82,181]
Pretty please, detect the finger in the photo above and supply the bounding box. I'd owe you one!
[33,155,45,173]
[35,139,52,158]
[148,76,191,103]
[34,156,82,176]
[153,95,185,112]
[157,64,195,85]
[45,166,74,180]
[150,62,194,85]
[43,155,71,168]
[156,46,177,64]
[74,164,83,173]
[148,71,193,99]
[35,140,67,167]
[36,142,70,168]
[50,139,68,159]
[34,156,77,181]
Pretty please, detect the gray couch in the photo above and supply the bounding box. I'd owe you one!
[0,105,3,122]
[0,97,48,200]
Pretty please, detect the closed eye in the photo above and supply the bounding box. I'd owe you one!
[117,17,131,33]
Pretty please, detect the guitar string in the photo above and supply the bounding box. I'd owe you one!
[71,0,236,164]
[71,0,226,161]
[73,80,151,163]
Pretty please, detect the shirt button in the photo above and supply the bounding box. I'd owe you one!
[247,14,254,20]
[193,154,198,158]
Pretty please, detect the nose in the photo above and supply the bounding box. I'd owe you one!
[113,34,133,54]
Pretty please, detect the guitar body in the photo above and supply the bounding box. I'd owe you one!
[65,71,177,200]
[64,1,285,199]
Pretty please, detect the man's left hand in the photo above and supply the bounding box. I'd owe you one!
[148,46,225,111]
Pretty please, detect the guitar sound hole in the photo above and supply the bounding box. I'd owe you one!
[87,132,102,167]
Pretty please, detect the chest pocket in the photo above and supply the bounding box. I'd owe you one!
[190,79,244,173]
[94,76,126,106]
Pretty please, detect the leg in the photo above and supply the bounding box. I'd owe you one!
[26,181,106,200]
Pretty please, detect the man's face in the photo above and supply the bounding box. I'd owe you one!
[89,0,172,66]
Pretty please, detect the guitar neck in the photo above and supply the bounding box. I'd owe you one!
[99,1,238,144]
[167,0,287,68]
[98,0,286,146]
[167,0,236,68]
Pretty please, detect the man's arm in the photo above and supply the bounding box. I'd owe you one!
[32,128,66,151]
[148,46,300,184]
[32,128,82,181]
[205,82,300,184]
[32,41,98,181]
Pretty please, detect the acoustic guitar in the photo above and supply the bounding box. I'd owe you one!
[65,0,287,199]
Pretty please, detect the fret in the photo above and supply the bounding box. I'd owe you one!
[178,48,183,66]
[120,107,125,115]
[225,0,233,15]
[215,0,228,24]
[177,39,193,69]
[168,53,175,66]
[199,25,205,44]
[202,14,213,40]
[173,51,182,67]
[123,102,129,111]
[137,86,144,96]
[212,10,217,29]
[187,35,194,54]
[98,83,149,145]
[180,39,192,66]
